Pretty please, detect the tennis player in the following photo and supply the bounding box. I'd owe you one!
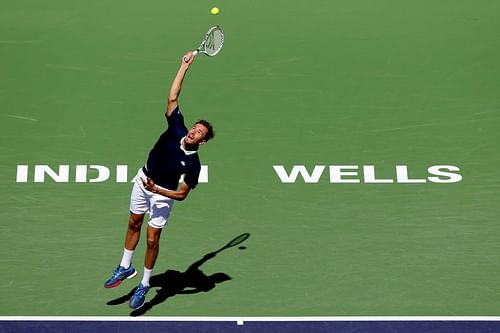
[103,51,215,310]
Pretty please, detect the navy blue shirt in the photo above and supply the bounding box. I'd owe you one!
[145,107,201,190]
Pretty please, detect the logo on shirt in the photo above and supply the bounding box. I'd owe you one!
[181,161,186,166]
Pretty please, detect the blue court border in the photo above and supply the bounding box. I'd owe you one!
[1,317,500,333]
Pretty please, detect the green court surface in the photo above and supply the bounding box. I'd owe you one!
[1,0,500,317]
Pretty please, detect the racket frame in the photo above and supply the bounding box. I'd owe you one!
[183,25,224,62]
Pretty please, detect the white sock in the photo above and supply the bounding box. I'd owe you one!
[120,248,134,268]
[141,267,153,287]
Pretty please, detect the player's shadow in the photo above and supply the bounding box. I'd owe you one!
[106,234,249,316]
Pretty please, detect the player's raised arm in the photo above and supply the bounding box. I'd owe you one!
[166,51,195,117]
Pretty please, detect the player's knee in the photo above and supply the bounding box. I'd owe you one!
[128,213,144,230]
[146,227,161,249]
[146,235,159,249]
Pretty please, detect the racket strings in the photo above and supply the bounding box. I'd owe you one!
[204,27,224,56]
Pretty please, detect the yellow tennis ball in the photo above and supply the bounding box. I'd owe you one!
[210,7,220,15]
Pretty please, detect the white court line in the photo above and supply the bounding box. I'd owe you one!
[6,115,38,122]
[1,316,500,326]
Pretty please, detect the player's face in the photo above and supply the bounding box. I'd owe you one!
[185,123,209,146]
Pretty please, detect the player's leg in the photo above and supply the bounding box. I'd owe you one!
[128,225,162,309]
[103,214,143,289]
[144,225,162,270]
[104,169,148,289]
[129,192,173,309]
[124,213,145,252]
[118,212,145,269]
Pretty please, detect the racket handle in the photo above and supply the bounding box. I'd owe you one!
[183,50,199,63]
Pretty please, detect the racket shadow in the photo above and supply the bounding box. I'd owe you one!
[106,233,250,316]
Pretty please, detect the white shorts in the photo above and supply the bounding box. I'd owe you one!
[129,168,174,229]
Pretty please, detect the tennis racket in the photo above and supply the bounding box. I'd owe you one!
[183,25,224,63]
[214,233,250,254]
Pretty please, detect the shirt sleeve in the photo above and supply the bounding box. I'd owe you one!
[183,164,201,189]
[166,106,188,135]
